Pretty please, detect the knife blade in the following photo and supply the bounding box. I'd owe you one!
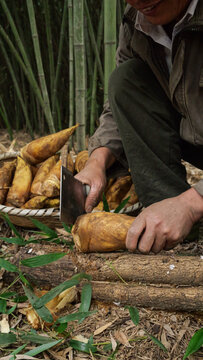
[60,165,90,225]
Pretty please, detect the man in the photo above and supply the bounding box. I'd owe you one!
[76,0,203,254]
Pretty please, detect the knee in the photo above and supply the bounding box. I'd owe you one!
[108,60,133,103]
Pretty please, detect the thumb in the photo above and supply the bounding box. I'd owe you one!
[85,186,100,213]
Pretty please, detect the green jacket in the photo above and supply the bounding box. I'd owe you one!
[89,2,203,190]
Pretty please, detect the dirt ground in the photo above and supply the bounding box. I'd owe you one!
[0,129,203,360]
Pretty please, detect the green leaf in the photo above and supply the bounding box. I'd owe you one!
[102,193,110,212]
[0,333,17,346]
[29,218,58,238]
[0,291,18,300]
[33,273,91,309]
[114,196,130,213]
[24,339,62,356]
[21,252,67,267]
[103,343,112,351]
[55,322,68,333]
[183,328,203,359]
[9,343,27,357]
[0,298,7,313]
[62,222,73,233]
[147,333,167,352]
[79,283,92,313]
[125,305,140,325]
[0,237,25,245]
[57,310,96,324]
[13,294,28,303]
[69,338,97,354]
[19,273,31,287]
[22,285,53,323]
[0,258,19,273]
[5,304,17,314]
[21,333,55,344]
[1,213,23,240]
[79,283,92,323]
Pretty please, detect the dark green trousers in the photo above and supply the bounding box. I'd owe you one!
[108,58,203,207]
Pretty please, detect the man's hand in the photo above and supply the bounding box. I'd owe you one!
[75,147,116,213]
[126,188,203,254]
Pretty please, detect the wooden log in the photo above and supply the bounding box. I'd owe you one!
[90,281,203,312]
[4,244,203,288]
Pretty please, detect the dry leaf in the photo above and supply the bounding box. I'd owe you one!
[110,332,117,351]
[0,356,41,360]
[94,322,113,336]
[0,316,10,333]
[114,330,131,347]
[163,323,175,337]
[161,329,171,350]
[72,334,88,343]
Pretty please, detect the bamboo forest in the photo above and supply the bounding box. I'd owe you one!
[0,0,125,150]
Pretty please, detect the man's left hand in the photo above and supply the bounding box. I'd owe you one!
[126,188,203,254]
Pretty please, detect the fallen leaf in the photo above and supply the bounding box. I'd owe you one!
[110,332,117,351]
[163,324,175,337]
[0,316,10,333]
[114,330,131,347]
[94,322,113,336]
[161,329,171,350]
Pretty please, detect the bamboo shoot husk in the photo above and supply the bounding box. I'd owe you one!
[106,176,132,210]
[21,195,47,209]
[72,212,135,252]
[41,154,74,197]
[6,157,32,207]
[44,198,60,208]
[20,124,79,164]
[75,150,88,173]
[122,183,139,208]
[31,155,59,195]
[0,160,16,204]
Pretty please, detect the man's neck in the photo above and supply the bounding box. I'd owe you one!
[163,0,192,39]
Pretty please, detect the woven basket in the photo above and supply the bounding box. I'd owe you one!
[0,152,142,229]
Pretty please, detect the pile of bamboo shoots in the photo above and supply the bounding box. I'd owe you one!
[0,126,139,211]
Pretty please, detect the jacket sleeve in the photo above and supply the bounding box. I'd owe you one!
[88,5,135,163]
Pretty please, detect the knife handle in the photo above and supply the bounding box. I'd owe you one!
[83,184,90,196]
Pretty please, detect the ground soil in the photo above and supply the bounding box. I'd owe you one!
[0,129,203,360]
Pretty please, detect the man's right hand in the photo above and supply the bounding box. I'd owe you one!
[75,147,116,213]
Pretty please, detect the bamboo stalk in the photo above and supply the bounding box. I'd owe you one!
[26,0,55,133]
[84,0,104,87]
[52,0,68,127]
[104,0,117,101]
[0,97,13,140]
[73,0,86,151]
[0,38,33,137]
[68,0,74,130]
[43,0,55,106]
[90,2,104,135]
[0,5,54,133]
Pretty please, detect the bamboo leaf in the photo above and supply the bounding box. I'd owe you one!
[5,304,17,315]
[55,322,67,333]
[1,213,23,240]
[29,218,58,238]
[9,343,27,358]
[147,333,167,352]
[0,333,17,346]
[0,299,7,313]
[62,222,72,234]
[79,283,92,313]
[0,237,25,246]
[0,259,19,273]
[57,310,96,324]
[103,193,110,212]
[21,333,55,344]
[21,253,66,268]
[69,338,97,354]
[183,328,203,359]
[33,273,91,309]
[22,285,53,323]
[125,305,139,325]
[114,197,130,213]
[24,340,62,356]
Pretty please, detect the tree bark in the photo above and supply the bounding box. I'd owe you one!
[4,244,203,312]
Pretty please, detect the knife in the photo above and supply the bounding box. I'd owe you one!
[60,165,90,225]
